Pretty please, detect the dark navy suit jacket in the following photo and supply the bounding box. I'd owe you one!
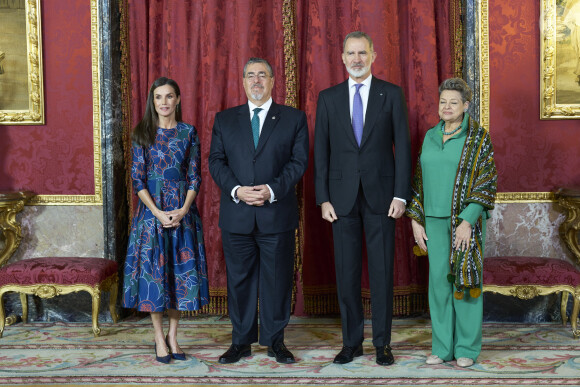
[314,77,412,215]
[209,101,309,234]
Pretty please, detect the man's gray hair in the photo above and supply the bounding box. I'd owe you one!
[343,31,374,52]
[243,57,274,78]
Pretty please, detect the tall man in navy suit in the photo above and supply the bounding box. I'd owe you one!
[314,32,412,366]
[209,58,309,365]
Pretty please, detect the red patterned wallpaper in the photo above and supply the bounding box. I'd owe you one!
[0,0,94,195]
[3,1,577,195]
[490,0,580,192]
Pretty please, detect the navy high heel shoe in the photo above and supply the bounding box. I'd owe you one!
[154,342,171,364]
[166,336,186,360]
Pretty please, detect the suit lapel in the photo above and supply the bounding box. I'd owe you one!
[360,76,385,148]
[335,81,359,148]
[237,104,255,152]
[255,102,281,154]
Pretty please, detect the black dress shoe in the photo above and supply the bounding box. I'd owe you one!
[267,342,296,364]
[333,345,363,364]
[375,345,394,366]
[218,344,251,364]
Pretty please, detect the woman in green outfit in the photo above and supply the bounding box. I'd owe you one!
[406,78,497,368]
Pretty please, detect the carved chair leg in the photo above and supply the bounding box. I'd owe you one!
[0,289,5,338]
[108,277,119,323]
[572,293,580,339]
[91,289,101,337]
[19,293,27,323]
[561,291,570,326]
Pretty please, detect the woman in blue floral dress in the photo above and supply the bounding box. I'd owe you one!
[123,77,209,363]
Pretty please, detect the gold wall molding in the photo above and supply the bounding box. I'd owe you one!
[29,0,102,206]
[495,192,555,203]
[478,0,490,130]
[0,0,44,125]
[480,2,555,205]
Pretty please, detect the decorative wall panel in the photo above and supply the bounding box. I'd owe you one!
[489,0,580,195]
[0,0,101,205]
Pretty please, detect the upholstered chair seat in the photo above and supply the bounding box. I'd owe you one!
[483,256,580,338]
[0,257,119,337]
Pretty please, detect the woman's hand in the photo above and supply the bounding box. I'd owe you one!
[164,207,189,228]
[454,220,472,252]
[411,219,428,253]
[137,188,194,228]
[157,190,197,228]
[151,208,174,228]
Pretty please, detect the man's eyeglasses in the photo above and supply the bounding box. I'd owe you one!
[246,72,269,81]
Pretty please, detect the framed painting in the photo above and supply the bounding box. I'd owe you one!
[0,0,44,125]
[541,0,580,119]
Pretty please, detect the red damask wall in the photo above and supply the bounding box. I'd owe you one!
[490,0,580,192]
[0,0,94,194]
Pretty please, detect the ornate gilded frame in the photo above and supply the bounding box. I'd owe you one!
[0,0,44,125]
[540,0,580,119]
[28,0,102,205]
[476,0,554,203]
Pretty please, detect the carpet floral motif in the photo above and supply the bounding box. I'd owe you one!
[0,317,579,386]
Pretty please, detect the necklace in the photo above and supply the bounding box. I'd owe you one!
[441,122,462,136]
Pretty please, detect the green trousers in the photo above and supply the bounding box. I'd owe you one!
[425,216,485,361]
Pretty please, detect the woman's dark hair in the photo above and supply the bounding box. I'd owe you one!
[439,78,473,103]
[132,77,182,147]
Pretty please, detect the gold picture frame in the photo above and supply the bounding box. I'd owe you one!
[29,0,101,205]
[0,0,44,125]
[541,0,580,119]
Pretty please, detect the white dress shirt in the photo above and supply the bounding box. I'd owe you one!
[348,74,372,124]
[231,98,276,203]
[247,98,273,135]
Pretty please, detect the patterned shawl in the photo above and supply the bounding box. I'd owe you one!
[406,118,497,298]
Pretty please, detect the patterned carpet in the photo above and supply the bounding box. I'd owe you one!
[0,316,579,386]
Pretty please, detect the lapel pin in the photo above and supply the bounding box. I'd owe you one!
[272,116,276,119]
[379,92,384,96]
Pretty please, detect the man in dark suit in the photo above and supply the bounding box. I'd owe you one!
[314,31,412,366]
[209,57,309,365]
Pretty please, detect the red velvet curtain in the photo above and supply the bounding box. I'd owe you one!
[126,0,289,313]
[297,0,452,316]
[124,0,456,315]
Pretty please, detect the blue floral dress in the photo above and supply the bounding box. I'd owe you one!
[123,122,209,312]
